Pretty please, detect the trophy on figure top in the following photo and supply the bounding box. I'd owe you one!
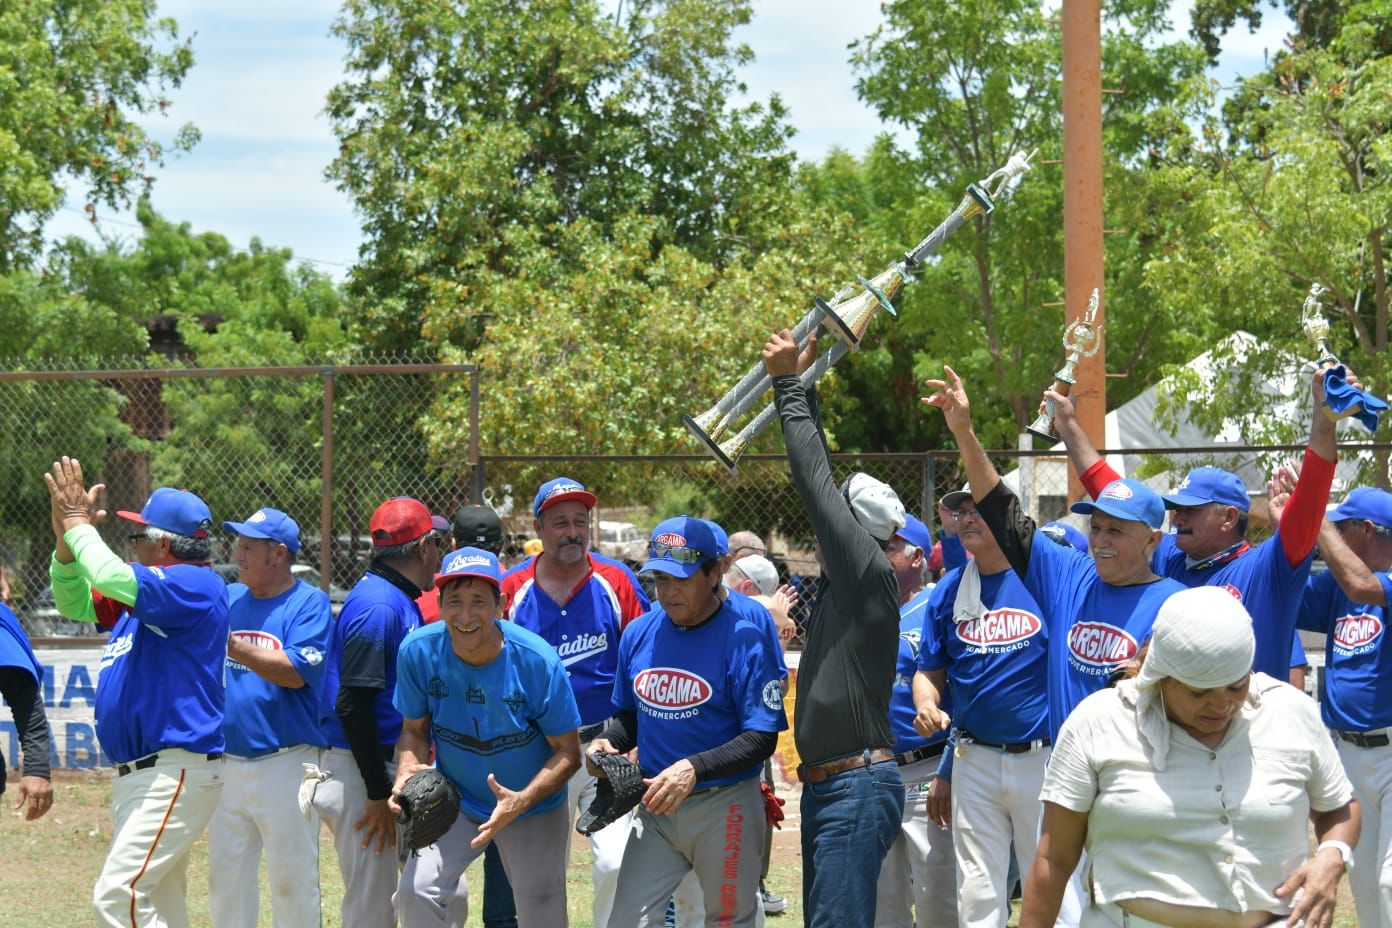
[1026,288,1102,443]
[1300,281,1389,430]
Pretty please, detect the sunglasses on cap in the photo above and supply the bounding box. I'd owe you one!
[649,540,709,564]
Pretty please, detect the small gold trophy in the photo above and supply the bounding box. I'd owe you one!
[1302,282,1360,422]
[1027,288,1102,442]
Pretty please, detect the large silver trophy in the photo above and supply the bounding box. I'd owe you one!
[684,151,1036,472]
[1026,287,1102,442]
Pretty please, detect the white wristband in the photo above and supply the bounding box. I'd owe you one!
[1316,839,1354,872]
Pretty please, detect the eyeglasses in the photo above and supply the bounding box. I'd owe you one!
[649,541,708,564]
[732,545,766,557]
[948,509,979,521]
[127,533,149,542]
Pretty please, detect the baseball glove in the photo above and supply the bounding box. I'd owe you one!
[576,751,645,836]
[396,768,461,851]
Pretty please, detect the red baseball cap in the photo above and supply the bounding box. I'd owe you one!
[369,497,448,547]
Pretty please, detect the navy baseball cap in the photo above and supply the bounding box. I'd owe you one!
[118,487,213,539]
[1042,521,1089,553]
[435,547,502,592]
[641,516,719,579]
[896,513,932,551]
[222,508,303,554]
[1328,487,1392,529]
[1162,467,1250,512]
[703,520,729,557]
[1071,478,1166,530]
[533,477,597,517]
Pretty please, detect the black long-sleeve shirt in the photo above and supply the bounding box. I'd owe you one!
[0,666,52,787]
[773,376,899,764]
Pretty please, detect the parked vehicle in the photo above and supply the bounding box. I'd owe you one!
[597,521,647,564]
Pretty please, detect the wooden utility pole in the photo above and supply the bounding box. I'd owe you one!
[1062,0,1107,494]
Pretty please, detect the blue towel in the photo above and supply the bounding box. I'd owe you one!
[1324,364,1389,431]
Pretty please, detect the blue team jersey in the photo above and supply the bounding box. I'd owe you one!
[96,563,229,763]
[1024,533,1184,740]
[395,621,581,822]
[918,565,1050,745]
[0,604,42,681]
[224,581,333,756]
[321,571,422,749]
[613,600,788,790]
[889,588,948,755]
[1153,533,1312,678]
[1297,569,1392,732]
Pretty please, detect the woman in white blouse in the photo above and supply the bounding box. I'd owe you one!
[1020,585,1359,928]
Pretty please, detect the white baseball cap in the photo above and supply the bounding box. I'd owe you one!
[844,473,906,542]
[729,554,779,596]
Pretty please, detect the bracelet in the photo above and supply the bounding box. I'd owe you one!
[1315,839,1354,872]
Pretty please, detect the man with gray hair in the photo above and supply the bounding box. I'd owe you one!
[728,530,768,561]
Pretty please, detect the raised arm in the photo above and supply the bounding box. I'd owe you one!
[1316,518,1389,606]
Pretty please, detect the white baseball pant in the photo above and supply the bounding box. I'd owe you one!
[93,749,225,928]
[395,803,571,927]
[875,755,957,928]
[208,744,322,928]
[1336,736,1392,926]
[569,740,636,927]
[313,746,400,928]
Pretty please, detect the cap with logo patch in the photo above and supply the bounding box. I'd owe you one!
[435,547,502,591]
[1328,486,1392,529]
[370,497,448,547]
[118,487,214,539]
[222,508,302,554]
[452,504,503,553]
[642,516,719,579]
[1162,467,1250,512]
[1070,478,1165,530]
[533,477,598,517]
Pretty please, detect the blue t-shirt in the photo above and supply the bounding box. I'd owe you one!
[613,600,788,790]
[1023,533,1184,740]
[889,588,948,755]
[321,571,422,749]
[224,581,333,756]
[1153,533,1312,678]
[395,621,581,821]
[918,565,1050,745]
[1297,569,1392,732]
[97,563,229,763]
[0,604,42,681]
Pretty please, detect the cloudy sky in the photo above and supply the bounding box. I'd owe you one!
[44,0,1293,278]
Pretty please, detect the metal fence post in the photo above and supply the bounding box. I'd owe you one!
[319,369,335,596]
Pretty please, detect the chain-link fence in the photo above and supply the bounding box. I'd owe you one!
[0,358,478,637]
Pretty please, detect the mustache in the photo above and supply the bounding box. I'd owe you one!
[558,536,586,548]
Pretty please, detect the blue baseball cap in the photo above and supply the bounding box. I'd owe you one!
[1162,467,1250,512]
[1071,478,1166,530]
[533,477,597,517]
[1042,521,1089,553]
[896,513,932,551]
[117,487,213,539]
[703,520,729,557]
[222,508,303,554]
[435,547,502,591]
[1328,487,1392,529]
[641,516,720,579]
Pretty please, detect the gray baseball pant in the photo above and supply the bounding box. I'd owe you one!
[312,747,400,928]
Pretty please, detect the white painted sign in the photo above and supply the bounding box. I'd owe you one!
[2,649,107,769]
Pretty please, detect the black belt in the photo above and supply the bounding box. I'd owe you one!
[116,752,224,777]
[959,730,1050,754]
[1335,729,1390,749]
[894,742,947,767]
[579,720,610,743]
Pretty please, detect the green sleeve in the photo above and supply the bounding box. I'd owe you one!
[64,525,138,606]
[50,555,97,623]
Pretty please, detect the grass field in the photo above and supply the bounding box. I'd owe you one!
[0,771,1361,927]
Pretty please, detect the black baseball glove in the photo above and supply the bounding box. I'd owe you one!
[576,751,645,836]
[396,767,461,851]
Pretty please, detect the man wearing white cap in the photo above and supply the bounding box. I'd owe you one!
[764,329,906,928]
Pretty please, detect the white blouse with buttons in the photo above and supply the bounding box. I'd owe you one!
[1041,672,1353,916]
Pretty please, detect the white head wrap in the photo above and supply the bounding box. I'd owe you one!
[1122,586,1256,770]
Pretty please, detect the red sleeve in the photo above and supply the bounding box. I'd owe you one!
[415,588,440,624]
[498,563,532,616]
[616,581,647,629]
[92,591,126,631]
[1277,447,1335,567]
[1080,458,1121,499]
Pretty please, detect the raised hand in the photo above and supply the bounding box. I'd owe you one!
[921,366,974,436]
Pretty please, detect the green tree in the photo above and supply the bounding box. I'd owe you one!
[0,0,197,270]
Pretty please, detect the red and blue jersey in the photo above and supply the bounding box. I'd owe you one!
[502,553,648,727]
[97,563,229,763]
[1297,569,1392,733]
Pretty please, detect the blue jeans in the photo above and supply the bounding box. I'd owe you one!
[800,758,905,928]
[482,839,518,928]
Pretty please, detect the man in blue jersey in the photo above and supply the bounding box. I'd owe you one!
[207,507,332,928]
[914,490,1054,928]
[313,496,445,928]
[1299,486,1392,926]
[0,601,52,820]
[596,516,788,927]
[392,547,582,926]
[877,513,957,928]
[46,461,228,928]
